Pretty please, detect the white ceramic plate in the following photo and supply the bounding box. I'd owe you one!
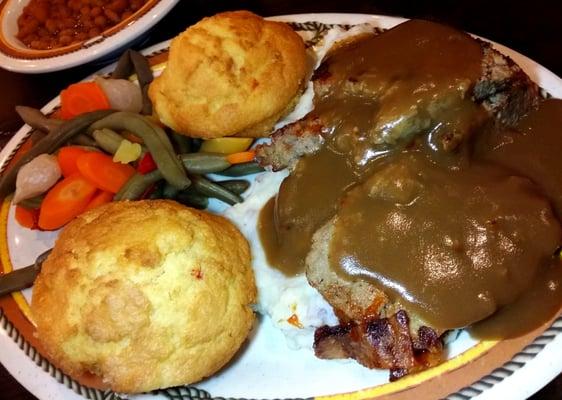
[0,0,180,73]
[0,13,561,400]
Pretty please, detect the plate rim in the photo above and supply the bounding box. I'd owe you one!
[0,12,561,400]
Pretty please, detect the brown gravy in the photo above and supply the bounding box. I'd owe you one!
[258,19,562,338]
[470,258,562,339]
[258,148,357,275]
[329,153,561,331]
[259,20,488,275]
[314,19,484,164]
[476,98,562,217]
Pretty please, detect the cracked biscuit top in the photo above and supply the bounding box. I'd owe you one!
[149,10,309,139]
[31,200,256,393]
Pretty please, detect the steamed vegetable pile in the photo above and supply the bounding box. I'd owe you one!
[0,50,264,231]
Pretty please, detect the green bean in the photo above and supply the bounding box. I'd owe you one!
[110,50,153,114]
[88,112,190,190]
[72,145,102,153]
[190,138,203,152]
[179,153,231,174]
[148,181,165,199]
[175,191,209,209]
[18,195,44,209]
[129,50,153,115]
[15,106,63,133]
[15,107,93,148]
[162,182,179,199]
[0,109,114,198]
[29,130,46,144]
[216,162,264,177]
[116,172,249,205]
[69,134,98,147]
[171,132,191,153]
[111,50,134,79]
[129,50,153,87]
[92,128,146,155]
[191,175,242,205]
[92,128,125,154]
[114,170,162,201]
[218,179,250,195]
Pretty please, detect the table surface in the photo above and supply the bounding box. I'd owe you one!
[1,1,561,399]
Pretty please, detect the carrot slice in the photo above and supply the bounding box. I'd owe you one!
[226,151,256,165]
[38,174,97,230]
[84,190,113,211]
[15,206,39,229]
[57,146,90,177]
[76,152,135,193]
[59,82,110,120]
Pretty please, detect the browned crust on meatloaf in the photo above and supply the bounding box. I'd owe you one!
[256,40,539,171]
[306,215,444,377]
[314,311,443,380]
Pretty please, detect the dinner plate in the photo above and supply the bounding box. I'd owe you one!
[0,0,180,73]
[0,13,561,400]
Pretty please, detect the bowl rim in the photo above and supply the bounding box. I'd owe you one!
[0,0,180,73]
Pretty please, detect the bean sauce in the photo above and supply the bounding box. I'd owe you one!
[16,0,148,50]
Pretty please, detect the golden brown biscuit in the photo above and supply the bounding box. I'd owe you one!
[149,11,308,138]
[31,200,256,393]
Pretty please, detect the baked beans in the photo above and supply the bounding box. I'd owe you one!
[16,0,148,50]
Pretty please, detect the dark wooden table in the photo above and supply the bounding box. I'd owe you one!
[1,1,561,399]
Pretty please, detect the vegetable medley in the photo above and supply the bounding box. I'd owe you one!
[0,50,263,231]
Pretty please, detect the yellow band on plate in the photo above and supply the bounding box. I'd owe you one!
[1,196,35,325]
[316,339,497,400]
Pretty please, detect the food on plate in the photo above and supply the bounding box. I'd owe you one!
[199,137,254,154]
[111,49,154,115]
[476,98,562,218]
[13,153,61,204]
[31,200,256,393]
[148,10,309,139]
[94,76,143,114]
[58,77,144,120]
[2,48,262,231]
[256,19,562,378]
[0,109,114,199]
[16,0,149,50]
[5,12,561,391]
[38,172,98,230]
[256,20,538,171]
[2,106,259,229]
[60,82,111,120]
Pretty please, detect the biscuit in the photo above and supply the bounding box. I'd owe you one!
[31,200,256,393]
[149,11,308,138]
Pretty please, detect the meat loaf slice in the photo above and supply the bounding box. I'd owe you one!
[306,221,390,322]
[254,117,325,172]
[474,43,540,126]
[306,220,444,378]
[256,40,539,171]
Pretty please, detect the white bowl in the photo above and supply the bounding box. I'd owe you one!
[0,0,179,73]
